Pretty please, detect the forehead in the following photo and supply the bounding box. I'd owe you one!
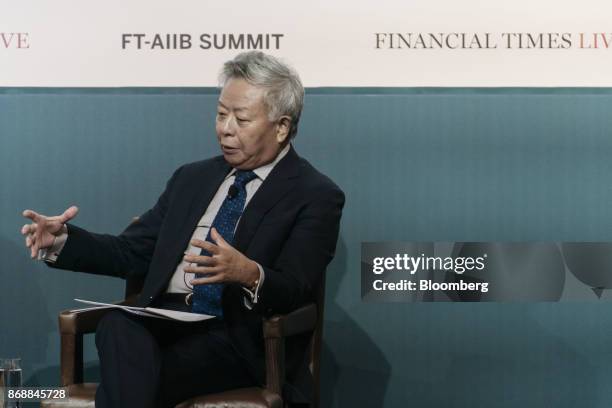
[218,78,266,112]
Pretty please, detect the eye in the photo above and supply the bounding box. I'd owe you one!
[236,117,250,124]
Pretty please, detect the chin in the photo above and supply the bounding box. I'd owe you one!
[223,153,246,168]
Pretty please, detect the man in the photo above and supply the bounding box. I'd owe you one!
[20,51,344,408]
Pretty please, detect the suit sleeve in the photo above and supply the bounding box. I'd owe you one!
[254,186,345,315]
[48,166,183,280]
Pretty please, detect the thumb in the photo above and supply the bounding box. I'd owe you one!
[210,228,229,248]
[58,206,79,224]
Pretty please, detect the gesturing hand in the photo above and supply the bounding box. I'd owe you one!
[21,206,79,259]
[184,228,259,288]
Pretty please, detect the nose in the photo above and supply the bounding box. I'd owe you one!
[218,115,236,136]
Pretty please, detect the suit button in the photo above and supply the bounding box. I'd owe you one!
[149,296,153,299]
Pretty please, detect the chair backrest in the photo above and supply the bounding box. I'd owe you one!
[124,274,145,299]
[124,217,146,300]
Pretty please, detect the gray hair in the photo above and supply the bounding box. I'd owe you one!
[219,51,304,139]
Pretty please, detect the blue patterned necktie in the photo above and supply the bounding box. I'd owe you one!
[191,169,258,316]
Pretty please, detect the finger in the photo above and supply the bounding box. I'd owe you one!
[34,218,44,251]
[190,274,224,286]
[46,206,78,223]
[21,223,36,235]
[22,209,42,222]
[30,239,39,259]
[25,235,32,248]
[58,206,79,223]
[183,254,216,266]
[210,228,230,248]
[184,265,219,275]
[190,238,206,249]
[190,239,220,254]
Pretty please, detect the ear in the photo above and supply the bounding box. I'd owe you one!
[275,116,292,144]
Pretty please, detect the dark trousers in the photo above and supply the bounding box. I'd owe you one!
[94,310,257,408]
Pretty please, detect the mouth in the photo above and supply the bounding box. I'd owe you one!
[221,145,239,154]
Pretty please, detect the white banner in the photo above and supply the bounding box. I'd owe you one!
[2,0,612,87]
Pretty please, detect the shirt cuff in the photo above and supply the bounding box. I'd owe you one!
[242,262,265,310]
[39,231,68,263]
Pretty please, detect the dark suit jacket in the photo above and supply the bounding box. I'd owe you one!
[51,146,345,402]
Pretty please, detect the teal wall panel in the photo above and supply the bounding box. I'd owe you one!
[1,89,612,407]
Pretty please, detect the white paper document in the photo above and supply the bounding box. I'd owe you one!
[74,299,215,322]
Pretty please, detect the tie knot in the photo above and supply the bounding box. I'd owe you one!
[233,170,257,187]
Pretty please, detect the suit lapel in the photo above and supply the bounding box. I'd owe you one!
[178,157,231,251]
[160,158,230,285]
[232,147,301,252]
[141,157,232,304]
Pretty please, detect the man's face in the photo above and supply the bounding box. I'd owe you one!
[215,78,285,170]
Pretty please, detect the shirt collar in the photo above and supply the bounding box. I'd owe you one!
[226,143,291,182]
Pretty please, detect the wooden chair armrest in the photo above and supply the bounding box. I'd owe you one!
[263,304,317,339]
[262,303,317,395]
[58,297,137,386]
